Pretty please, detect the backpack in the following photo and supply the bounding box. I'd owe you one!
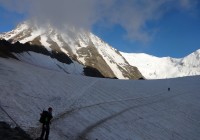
[39,111,49,123]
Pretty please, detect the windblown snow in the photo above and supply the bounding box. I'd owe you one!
[0,57,200,140]
[121,50,200,79]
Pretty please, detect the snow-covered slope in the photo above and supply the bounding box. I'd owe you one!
[1,57,200,140]
[0,21,142,79]
[121,50,200,79]
[14,51,84,75]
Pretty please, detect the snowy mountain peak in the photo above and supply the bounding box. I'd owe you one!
[197,49,200,53]
[181,49,200,67]
[0,22,143,79]
[2,21,198,80]
[121,50,200,79]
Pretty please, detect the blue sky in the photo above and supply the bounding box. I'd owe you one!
[0,0,200,58]
[93,4,200,58]
[0,6,26,32]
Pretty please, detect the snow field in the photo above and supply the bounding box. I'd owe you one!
[0,57,200,140]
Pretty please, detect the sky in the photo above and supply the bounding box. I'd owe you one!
[0,0,200,58]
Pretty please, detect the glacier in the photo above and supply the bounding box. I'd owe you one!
[0,57,200,140]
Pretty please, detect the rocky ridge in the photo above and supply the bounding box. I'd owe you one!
[0,22,143,79]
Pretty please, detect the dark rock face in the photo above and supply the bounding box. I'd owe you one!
[22,32,144,79]
[0,22,146,79]
[77,45,116,78]
[0,122,33,140]
[83,66,105,78]
[77,43,144,79]
[0,39,73,64]
[0,39,106,78]
[118,64,144,79]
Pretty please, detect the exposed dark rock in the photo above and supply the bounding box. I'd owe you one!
[77,45,116,78]
[118,64,144,79]
[0,122,33,140]
[0,39,106,78]
[51,50,73,64]
[77,43,144,79]
[0,40,19,59]
[83,66,105,78]
[139,77,145,80]
[0,39,73,64]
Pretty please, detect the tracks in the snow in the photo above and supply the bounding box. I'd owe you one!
[51,88,188,140]
[76,91,187,140]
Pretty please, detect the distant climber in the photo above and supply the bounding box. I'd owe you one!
[168,87,170,91]
[39,107,53,140]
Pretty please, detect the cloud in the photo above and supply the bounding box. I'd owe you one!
[179,0,197,9]
[0,0,198,42]
[97,0,199,42]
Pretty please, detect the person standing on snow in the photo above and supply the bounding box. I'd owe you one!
[40,107,53,140]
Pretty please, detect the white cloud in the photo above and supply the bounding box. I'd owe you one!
[0,0,198,42]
